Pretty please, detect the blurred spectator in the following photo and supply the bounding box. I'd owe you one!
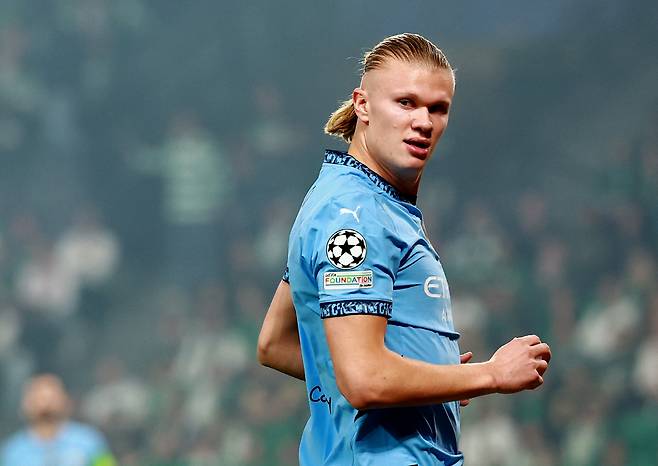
[81,357,149,435]
[130,112,232,286]
[1,374,116,466]
[55,205,119,289]
[575,275,642,361]
[450,291,491,357]
[534,237,569,291]
[0,24,43,153]
[171,283,249,432]
[249,83,301,159]
[444,200,509,286]
[55,203,120,341]
[560,394,608,466]
[254,197,295,275]
[460,398,529,466]
[546,286,577,348]
[15,239,80,319]
[15,239,80,373]
[172,284,248,385]
[599,439,629,466]
[624,247,656,300]
[0,300,21,365]
[514,191,548,259]
[159,113,230,227]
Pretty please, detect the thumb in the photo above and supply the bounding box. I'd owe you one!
[460,352,473,364]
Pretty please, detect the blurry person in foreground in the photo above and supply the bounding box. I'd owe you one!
[1,374,116,466]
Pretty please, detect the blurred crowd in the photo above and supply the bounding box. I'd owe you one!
[1,1,657,465]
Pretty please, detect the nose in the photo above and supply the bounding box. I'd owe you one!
[411,107,432,135]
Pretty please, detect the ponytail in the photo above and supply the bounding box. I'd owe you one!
[324,98,358,143]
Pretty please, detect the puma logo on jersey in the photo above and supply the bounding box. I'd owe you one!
[339,206,361,223]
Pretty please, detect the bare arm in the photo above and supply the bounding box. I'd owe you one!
[257,281,305,381]
[324,315,550,410]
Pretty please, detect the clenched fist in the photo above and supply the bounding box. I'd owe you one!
[487,335,551,394]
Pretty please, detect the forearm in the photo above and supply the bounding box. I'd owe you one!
[345,348,495,409]
[327,316,549,409]
[258,280,305,381]
[258,335,305,381]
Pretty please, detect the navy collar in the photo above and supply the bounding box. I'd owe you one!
[323,149,417,205]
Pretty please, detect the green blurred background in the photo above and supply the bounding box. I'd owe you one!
[0,1,657,465]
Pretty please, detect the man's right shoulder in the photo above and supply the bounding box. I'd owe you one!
[298,186,383,229]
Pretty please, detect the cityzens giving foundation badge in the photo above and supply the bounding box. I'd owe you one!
[326,229,367,269]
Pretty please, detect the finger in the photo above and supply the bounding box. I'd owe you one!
[460,352,473,364]
[533,374,544,389]
[517,334,541,345]
[536,359,549,376]
[530,343,551,362]
[460,399,470,407]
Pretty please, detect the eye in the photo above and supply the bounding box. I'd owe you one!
[398,98,413,108]
[429,103,450,115]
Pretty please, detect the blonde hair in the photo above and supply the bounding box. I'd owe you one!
[324,33,454,143]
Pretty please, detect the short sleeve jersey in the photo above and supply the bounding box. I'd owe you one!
[285,150,464,466]
[1,421,115,466]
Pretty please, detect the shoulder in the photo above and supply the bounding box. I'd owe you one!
[62,422,107,449]
[1,430,32,460]
[308,187,400,234]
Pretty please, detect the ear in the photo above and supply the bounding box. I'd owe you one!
[352,88,369,124]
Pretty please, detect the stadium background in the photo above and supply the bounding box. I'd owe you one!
[0,1,657,465]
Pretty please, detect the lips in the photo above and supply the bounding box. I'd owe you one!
[404,138,431,149]
[403,138,431,157]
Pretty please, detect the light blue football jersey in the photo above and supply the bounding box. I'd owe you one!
[1,421,113,466]
[285,150,464,466]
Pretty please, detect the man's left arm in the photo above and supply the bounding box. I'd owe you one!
[257,280,305,381]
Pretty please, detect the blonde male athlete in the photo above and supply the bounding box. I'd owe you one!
[258,33,551,466]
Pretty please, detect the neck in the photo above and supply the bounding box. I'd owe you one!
[347,134,421,199]
[31,420,64,440]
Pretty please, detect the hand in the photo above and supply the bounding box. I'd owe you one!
[459,352,473,407]
[488,335,551,394]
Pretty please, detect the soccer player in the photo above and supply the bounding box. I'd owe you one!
[258,33,551,465]
[1,374,116,466]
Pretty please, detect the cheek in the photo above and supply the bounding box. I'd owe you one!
[384,111,409,139]
[371,104,406,131]
[432,117,449,137]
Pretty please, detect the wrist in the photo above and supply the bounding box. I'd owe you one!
[478,361,499,394]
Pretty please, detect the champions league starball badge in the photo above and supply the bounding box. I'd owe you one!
[326,229,367,269]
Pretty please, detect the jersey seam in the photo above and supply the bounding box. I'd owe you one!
[318,297,393,304]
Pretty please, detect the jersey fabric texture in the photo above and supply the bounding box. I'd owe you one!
[285,149,464,466]
[1,421,115,466]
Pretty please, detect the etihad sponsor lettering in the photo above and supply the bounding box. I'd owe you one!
[424,275,447,298]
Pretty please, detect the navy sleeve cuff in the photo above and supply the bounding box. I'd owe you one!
[320,300,392,319]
